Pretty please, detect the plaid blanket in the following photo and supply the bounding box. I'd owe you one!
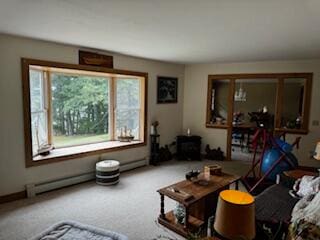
[29,220,128,240]
[255,184,299,223]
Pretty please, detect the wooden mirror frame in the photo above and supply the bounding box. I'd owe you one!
[206,73,313,160]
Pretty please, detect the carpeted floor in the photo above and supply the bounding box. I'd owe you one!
[0,159,250,240]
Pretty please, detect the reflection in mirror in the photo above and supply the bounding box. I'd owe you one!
[210,80,229,126]
[281,78,305,129]
[232,79,277,161]
[233,79,277,128]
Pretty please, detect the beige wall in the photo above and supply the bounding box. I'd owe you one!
[1,34,320,197]
[0,34,185,196]
[183,60,320,167]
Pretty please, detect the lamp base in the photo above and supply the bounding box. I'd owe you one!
[211,230,231,240]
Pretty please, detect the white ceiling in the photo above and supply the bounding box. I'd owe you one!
[1,0,320,64]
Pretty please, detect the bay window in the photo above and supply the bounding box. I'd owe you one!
[22,58,147,167]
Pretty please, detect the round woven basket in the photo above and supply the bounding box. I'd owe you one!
[96,160,120,186]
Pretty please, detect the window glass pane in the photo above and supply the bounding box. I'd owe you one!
[116,79,141,139]
[30,69,44,112]
[116,78,140,108]
[51,73,110,147]
[116,109,140,139]
[30,69,48,155]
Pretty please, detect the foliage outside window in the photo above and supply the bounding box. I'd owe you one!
[23,59,147,164]
[50,73,111,149]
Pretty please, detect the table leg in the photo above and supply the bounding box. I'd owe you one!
[184,206,189,229]
[160,193,165,219]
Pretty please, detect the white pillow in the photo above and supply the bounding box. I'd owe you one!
[295,176,320,197]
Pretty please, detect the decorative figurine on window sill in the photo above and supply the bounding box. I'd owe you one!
[118,126,134,142]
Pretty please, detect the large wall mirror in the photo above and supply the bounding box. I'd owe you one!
[206,79,232,128]
[233,78,278,126]
[206,73,313,160]
[278,78,312,132]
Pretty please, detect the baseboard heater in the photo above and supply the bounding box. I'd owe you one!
[26,158,147,198]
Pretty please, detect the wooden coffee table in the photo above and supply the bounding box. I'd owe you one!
[157,172,240,237]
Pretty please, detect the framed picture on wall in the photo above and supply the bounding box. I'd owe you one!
[79,50,113,68]
[157,76,178,103]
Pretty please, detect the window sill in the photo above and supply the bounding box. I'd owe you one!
[29,140,145,167]
[274,128,308,135]
[206,123,230,129]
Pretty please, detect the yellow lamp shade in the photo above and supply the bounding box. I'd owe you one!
[214,190,255,240]
[220,189,254,205]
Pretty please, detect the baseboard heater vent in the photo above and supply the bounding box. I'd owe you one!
[26,158,147,198]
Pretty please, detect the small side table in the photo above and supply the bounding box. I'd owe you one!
[283,169,318,180]
[150,134,160,165]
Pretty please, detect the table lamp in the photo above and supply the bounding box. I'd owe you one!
[314,141,320,176]
[314,142,320,160]
[214,190,255,240]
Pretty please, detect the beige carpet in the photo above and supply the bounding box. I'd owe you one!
[0,160,250,240]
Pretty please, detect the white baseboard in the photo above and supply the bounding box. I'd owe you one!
[26,158,147,197]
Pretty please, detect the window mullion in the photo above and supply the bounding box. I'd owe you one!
[45,70,53,145]
[110,77,116,141]
[139,78,144,141]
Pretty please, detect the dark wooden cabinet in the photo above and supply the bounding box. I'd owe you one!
[176,135,201,160]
